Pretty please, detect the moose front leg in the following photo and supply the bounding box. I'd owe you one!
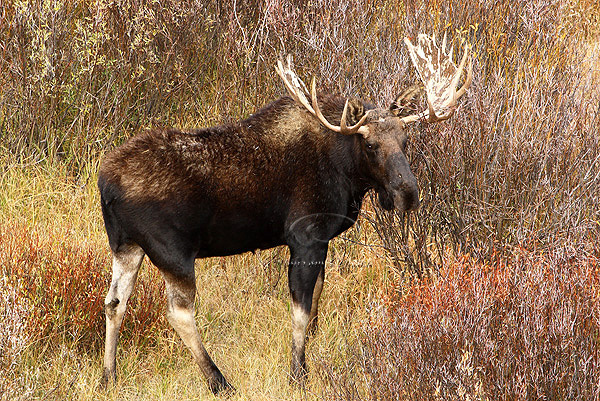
[306,265,324,336]
[287,243,328,385]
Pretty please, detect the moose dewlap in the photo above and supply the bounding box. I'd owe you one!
[97,33,472,394]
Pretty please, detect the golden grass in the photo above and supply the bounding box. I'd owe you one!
[0,158,394,400]
[0,157,103,241]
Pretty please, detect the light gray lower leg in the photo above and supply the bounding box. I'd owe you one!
[100,244,144,387]
[163,276,232,394]
[290,299,311,383]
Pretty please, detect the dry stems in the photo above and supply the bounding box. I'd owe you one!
[1,0,599,399]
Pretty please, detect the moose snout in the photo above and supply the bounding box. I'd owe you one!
[389,172,420,211]
[391,182,419,211]
[385,153,420,211]
[401,186,420,211]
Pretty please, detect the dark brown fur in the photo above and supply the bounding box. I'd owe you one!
[98,92,420,393]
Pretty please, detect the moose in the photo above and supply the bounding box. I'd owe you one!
[97,33,472,394]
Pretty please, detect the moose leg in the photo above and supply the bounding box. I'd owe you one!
[161,270,233,395]
[306,266,324,336]
[101,244,145,387]
[288,243,328,384]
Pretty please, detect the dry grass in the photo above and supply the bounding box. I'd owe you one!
[1,0,600,400]
[0,160,391,400]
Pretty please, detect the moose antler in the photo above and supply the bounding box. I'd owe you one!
[275,55,370,136]
[401,32,473,124]
[276,33,471,133]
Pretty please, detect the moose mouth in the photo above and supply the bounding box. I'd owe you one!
[377,186,420,212]
[377,188,395,211]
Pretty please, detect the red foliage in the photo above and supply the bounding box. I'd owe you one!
[322,248,600,400]
[0,223,167,350]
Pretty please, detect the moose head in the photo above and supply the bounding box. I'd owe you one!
[276,33,473,212]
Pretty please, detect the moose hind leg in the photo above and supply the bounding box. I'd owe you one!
[101,244,145,387]
[162,272,233,395]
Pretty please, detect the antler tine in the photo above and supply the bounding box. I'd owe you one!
[400,33,472,125]
[287,54,310,94]
[310,79,370,135]
[275,58,316,115]
[340,100,350,132]
[310,77,343,133]
[442,31,447,53]
[443,32,455,61]
[451,43,471,96]
[276,55,370,136]
[455,48,473,99]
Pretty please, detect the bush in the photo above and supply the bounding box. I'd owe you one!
[313,1,600,399]
[367,0,600,273]
[318,248,600,400]
[0,0,407,168]
[0,223,166,351]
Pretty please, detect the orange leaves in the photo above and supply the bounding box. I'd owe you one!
[0,222,166,350]
[359,248,600,399]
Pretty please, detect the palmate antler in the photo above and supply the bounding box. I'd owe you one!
[275,32,472,132]
[401,32,473,124]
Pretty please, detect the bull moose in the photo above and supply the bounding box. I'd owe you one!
[98,33,472,394]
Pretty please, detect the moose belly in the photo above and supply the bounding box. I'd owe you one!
[196,212,286,257]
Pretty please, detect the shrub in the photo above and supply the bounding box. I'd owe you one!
[368,0,600,274]
[318,248,600,400]
[0,223,167,351]
[2,0,597,261]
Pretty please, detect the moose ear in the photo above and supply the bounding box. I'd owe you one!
[389,84,425,117]
[345,98,368,126]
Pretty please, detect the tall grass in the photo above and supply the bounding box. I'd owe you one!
[1,0,599,399]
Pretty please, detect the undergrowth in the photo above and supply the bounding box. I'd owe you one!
[1,0,599,399]
[318,248,600,400]
[0,223,166,399]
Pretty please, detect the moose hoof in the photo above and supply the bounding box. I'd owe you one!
[208,376,235,396]
[98,368,116,390]
[306,316,319,337]
[289,364,308,388]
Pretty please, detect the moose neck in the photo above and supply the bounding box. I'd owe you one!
[241,95,373,213]
[321,127,374,208]
[316,96,375,202]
